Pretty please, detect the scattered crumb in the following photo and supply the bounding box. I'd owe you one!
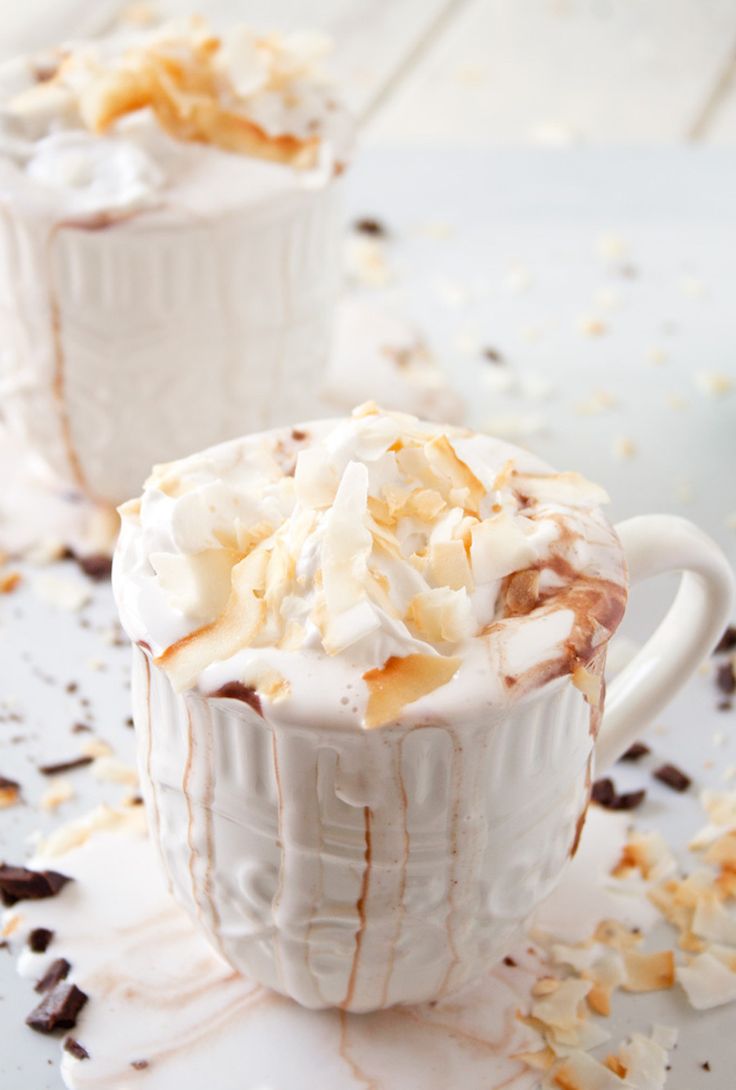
[353,217,388,238]
[575,390,616,416]
[345,236,393,287]
[612,436,637,460]
[40,778,75,812]
[695,371,733,397]
[0,569,22,594]
[576,316,607,337]
[0,776,21,809]
[594,287,621,311]
[597,233,628,261]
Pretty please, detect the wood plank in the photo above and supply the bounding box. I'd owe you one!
[365,0,736,143]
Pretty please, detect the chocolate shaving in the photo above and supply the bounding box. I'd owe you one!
[38,756,93,776]
[210,682,263,716]
[353,216,387,237]
[75,554,112,581]
[482,346,505,364]
[591,777,646,811]
[702,1061,711,1071]
[503,956,517,967]
[64,1037,89,1060]
[619,742,651,762]
[26,982,88,1034]
[291,429,308,441]
[28,928,54,953]
[36,957,71,993]
[131,1059,150,1070]
[0,864,71,907]
[716,661,735,696]
[653,763,691,793]
[714,626,736,654]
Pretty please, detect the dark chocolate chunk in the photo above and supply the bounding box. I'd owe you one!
[28,928,54,953]
[482,346,505,364]
[592,777,646,811]
[64,1037,89,1060]
[36,958,71,993]
[653,763,691,793]
[0,864,71,907]
[125,716,134,729]
[291,429,308,441]
[75,554,112,581]
[716,661,735,696]
[718,700,733,712]
[131,1060,150,1070]
[702,1061,711,1071]
[502,956,517,967]
[210,682,263,716]
[38,756,93,776]
[353,217,387,237]
[619,742,651,762]
[26,983,88,1034]
[714,626,736,654]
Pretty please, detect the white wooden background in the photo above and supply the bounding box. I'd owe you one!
[3,0,736,143]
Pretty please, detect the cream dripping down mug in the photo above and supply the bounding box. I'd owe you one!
[113,407,735,1012]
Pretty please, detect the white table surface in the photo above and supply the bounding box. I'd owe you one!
[1,146,735,1088]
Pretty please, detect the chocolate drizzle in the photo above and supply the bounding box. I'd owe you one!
[341,806,373,1010]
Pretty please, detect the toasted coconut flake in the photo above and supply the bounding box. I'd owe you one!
[705,832,736,870]
[470,512,537,583]
[0,569,21,594]
[37,805,147,858]
[156,546,269,691]
[678,951,736,1009]
[427,540,474,591]
[618,1032,669,1090]
[0,779,21,808]
[513,1047,556,1071]
[91,757,138,787]
[294,447,339,508]
[512,470,610,508]
[622,949,675,992]
[40,779,75,812]
[572,665,603,707]
[594,920,643,952]
[613,832,677,882]
[363,654,461,729]
[79,739,113,760]
[407,588,475,644]
[530,977,591,1031]
[551,1051,631,1090]
[692,895,736,945]
[604,1054,628,1078]
[424,434,485,513]
[150,548,241,623]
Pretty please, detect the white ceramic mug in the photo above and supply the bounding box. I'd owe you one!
[131,514,733,1012]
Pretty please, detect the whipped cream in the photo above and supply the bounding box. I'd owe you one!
[0,17,351,219]
[114,405,627,730]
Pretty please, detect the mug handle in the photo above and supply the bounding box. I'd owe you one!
[595,515,735,773]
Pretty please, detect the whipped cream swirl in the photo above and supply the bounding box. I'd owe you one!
[0,18,351,218]
[114,406,627,729]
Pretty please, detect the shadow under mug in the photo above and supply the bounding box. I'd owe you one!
[131,514,734,1012]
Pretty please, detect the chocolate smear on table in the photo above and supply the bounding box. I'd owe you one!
[653,763,691,793]
[619,741,651,762]
[714,625,736,654]
[210,682,263,717]
[38,755,94,776]
[36,958,71,993]
[716,661,735,696]
[26,982,88,1034]
[353,216,387,237]
[482,346,505,364]
[28,928,54,953]
[64,1037,89,1060]
[591,777,646,811]
[0,864,71,906]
